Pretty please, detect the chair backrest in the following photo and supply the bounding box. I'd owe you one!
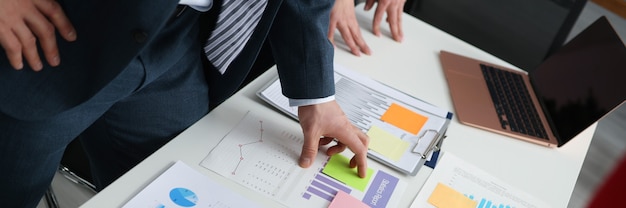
[404,0,588,72]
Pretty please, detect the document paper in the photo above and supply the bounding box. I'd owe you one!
[122,160,260,208]
[257,64,453,175]
[200,112,408,208]
[411,152,551,208]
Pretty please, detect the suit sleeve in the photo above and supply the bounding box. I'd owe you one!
[268,0,335,99]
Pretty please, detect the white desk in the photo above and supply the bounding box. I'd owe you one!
[82,4,595,208]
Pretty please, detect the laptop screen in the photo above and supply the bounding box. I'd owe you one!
[530,17,626,144]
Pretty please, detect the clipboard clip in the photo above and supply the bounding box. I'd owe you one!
[413,129,442,159]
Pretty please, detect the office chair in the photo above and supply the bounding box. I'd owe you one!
[44,139,97,208]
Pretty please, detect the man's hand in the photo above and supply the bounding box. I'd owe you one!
[329,0,371,56]
[0,0,76,71]
[364,0,405,42]
[297,101,369,178]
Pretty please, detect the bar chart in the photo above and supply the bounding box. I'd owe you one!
[467,194,514,208]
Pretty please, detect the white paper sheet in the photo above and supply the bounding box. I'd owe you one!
[123,160,260,208]
[257,64,452,175]
[200,112,407,208]
[411,152,551,208]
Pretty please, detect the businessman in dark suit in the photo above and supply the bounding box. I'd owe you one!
[0,0,369,207]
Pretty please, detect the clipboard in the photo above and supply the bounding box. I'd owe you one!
[257,64,453,175]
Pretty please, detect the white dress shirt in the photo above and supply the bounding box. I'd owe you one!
[179,0,212,11]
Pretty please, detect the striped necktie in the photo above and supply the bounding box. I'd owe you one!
[204,0,268,74]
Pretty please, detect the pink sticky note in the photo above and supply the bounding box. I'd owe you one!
[328,191,370,208]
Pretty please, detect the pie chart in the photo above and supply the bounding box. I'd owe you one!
[169,187,198,207]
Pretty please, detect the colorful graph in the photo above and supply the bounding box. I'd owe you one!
[467,194,513,208]
[303,173,352,201]
[169,187,198,207]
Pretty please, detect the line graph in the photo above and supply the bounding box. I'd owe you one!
[233,120,264,175]
[201,112,303,198]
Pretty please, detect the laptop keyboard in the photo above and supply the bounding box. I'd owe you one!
[480,64,548,139]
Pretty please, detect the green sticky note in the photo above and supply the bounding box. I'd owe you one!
[367,125,410,162]
[322,154,374,192]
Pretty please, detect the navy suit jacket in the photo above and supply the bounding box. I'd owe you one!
[0,0,335,120]
[206,0,336,108]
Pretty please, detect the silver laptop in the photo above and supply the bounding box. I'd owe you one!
[440,16,626,147]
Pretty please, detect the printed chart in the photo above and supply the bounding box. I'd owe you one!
[122,161,259,208]
[257,64,453,175]
[411,152,550,208]
[201,114,301,197]
[466,195,514,208]
[201,112,407,208]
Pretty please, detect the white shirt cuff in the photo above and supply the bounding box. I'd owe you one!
[179,0,213,12]
[288,95,335,107]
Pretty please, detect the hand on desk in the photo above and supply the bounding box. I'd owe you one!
[329,0,371,56]
[0,0,76,71]
[297,100,369,178]
[365,0,405,42]
[328,0,405,56]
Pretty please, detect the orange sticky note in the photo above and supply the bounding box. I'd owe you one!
[427,183,477,208]
[328,191,369,208]
[381,103,428,135]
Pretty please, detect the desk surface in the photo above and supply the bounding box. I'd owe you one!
[82,4,595,208]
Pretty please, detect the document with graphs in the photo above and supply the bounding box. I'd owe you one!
[411,152,551,208]
[122,160,259,208]
[257,64,453,175]
[200,111,407,208]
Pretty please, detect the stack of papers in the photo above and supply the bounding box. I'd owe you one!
[257,64,453,175]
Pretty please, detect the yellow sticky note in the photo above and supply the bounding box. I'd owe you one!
[367,125,410,161]
[322,154,374,192]
[381,103,428,135]
[428,183,477,208]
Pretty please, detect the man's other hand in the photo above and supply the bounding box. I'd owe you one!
[365,0,405,42]
[0,0,76,71]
